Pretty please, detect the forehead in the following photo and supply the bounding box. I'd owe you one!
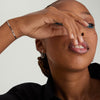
[52,0,90,15]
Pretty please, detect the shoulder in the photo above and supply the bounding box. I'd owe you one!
[89,63,100,100]
[7,82,44,99]
[8,82,43,93]
[88,63,100,79]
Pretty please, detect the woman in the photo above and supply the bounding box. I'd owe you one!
[0,0,100,100]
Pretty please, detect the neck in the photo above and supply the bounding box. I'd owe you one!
[52,68,92,100]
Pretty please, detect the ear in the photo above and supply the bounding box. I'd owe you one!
[35,39,46,53]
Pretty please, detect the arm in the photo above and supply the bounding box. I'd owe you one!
[0,6,88,54]
[0,19,22,53]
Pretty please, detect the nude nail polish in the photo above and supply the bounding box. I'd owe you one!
[75,40,78,45]
[70,34,74,39]
[80,36,84,43]
[84,21,89,26]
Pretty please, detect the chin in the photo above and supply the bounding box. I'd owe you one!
[64,59,92,72]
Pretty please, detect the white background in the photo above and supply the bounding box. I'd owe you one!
[0,0,100,94]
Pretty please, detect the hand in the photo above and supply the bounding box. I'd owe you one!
[13,6,88,45]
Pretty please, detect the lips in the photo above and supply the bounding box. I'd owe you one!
[68,41,89,54]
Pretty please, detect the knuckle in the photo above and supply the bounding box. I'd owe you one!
[47,6,58,13]
[46,6,54,11]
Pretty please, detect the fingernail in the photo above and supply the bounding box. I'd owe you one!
[84,21,88,26]
[80,36,84,43]
[70,34,74,39]
[75,40,78,45]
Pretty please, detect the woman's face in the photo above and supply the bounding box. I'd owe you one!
[40,0,98,72]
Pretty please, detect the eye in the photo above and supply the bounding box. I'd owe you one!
[87,23,95,28]
[54,22,63,26]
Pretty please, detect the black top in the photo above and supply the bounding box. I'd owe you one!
[0,63,100,100]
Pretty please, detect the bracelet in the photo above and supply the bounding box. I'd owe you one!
[7,21,17,39]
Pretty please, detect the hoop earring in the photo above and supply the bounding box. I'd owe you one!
[41,50,46,59]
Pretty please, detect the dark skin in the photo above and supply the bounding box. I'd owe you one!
[0,0,99,100]
[36,0,100,100]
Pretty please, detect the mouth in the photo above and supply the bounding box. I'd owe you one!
[68,41,89,54]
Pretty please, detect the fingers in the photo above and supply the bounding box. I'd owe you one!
[75,17,88,27]
[43,6,85,44]
[69,19,78,45]
[78,36,84,43]
[63,17,83,45]
[63,10,89,27]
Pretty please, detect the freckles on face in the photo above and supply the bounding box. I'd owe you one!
[84,28,97,58]
[81,15,98,54]
[45,32,97,71]
[44,23,97,71]
[44,0,98,71]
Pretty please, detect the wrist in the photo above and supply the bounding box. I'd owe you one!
[8,18,24,38]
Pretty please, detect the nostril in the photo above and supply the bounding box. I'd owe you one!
[81,33,84,36]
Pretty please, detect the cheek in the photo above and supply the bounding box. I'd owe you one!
[85,30,97,56]
[44,38,58,61]
[44,36,69,63]
[44,29,98,70]
[89,30,97,46]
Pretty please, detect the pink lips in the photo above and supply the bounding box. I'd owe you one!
[69,41,89,54]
